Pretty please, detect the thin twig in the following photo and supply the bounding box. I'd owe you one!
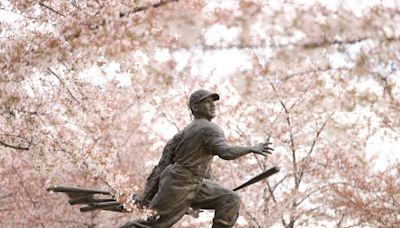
[82,162,116,192]
[0,138,31,150]
[337,212,346,228]
[202,37,376,51]
[252,49,299,189]
[120,0,179,17]
[0,193,13,199]
[241,202,263,228]
[298,113,332,182]
[12,165,36,208]
[266,181,278,204]
[47,68,80,105]
[39,2,66,17]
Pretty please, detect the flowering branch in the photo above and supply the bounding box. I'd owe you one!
[0,137,32,150]
[47,68,80,105]
[38,2,66,17]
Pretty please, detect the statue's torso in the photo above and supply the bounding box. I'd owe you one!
[173,119,215,177]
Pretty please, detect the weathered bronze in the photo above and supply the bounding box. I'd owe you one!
[46,185,123,212]
[120,90,275,228]
[232,166,280,191]
[47,90,278,228]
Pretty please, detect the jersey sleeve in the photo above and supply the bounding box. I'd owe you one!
[203,123,253,160]
[202,123,229,155]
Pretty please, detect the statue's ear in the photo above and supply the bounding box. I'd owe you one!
[191,104,199,113]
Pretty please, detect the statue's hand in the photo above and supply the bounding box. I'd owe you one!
[251,142,273,156]
[132,194,148,208]
[187,207,202,218]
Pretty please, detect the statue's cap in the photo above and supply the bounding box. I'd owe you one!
[189,89,220,107]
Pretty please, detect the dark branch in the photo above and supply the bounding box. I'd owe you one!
[81,162,116,192]
[252,50,299,188]
[298,114,331,182]
[337,212,347,228]
[283,66,350,80]
[39,2,66,17]
[12,165,36,208]
[195,36,400,52]
[240,201,263,228]
[47,68,80,105]
[266,181,278,204]
[301,37,370,49]
[120,0,179,17]
[0,193,12,199]
[0,138,31,150]
[196,38,370,51]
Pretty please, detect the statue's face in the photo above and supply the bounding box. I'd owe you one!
[193,97,216,120]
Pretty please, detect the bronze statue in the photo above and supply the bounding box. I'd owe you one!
[47,89,277,228]
[121,90,274,228]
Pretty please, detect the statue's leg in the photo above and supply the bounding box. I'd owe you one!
[119,220,153,228]
[119,208,189,228]
[191,179,240,228]
[119,188,192,228]
[120,165,197,228]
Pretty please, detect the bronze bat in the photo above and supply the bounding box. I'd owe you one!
[233,166,280,191]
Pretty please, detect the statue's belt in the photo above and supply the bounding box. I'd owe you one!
[173,163,210,177]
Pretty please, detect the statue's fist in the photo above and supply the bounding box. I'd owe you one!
[132,194,148,208]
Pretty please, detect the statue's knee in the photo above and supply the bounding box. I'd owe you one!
[226,191,240,211]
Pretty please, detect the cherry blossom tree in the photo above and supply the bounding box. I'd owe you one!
[1,0,399,227]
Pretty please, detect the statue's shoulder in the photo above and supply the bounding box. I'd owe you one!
[184,120,224,138]
[198,120,223,135]
[167,131,184,146]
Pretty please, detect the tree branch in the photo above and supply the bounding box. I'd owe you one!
[241,202,263,228]
[47,68,80,105]
[252,50,299,189]
[82,162,116,192]
[0,138,32,150]
[298,113,332,183]
[283,66,350,81]
[38,2,65,17]
[266,181,278,204]
[336,212,347,228]
[294,185,329,207]
[286,111,298,187]
[202,36,400,51]
[12,165,36,208]
[0,193,12,199]
[156,100,181,132]
[301,37,370,49]
[120,0,179,17]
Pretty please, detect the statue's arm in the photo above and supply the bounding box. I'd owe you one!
[140,132,183,203]
[204,125,270,160]
[213,144,256,160]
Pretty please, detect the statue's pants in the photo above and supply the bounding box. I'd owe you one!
[120,164,240,228]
